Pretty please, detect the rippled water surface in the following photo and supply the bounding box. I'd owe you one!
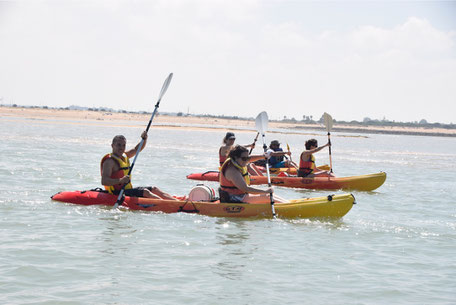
[1,117,455,304]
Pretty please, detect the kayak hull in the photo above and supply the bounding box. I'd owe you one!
[187,171,386,191]
[51,190,355,219]
[267,164,330,175]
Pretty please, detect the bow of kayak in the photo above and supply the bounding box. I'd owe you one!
[51,190,355,219]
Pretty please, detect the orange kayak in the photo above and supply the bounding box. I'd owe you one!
[187,171,386,191]
[266,164,330,175]
[51,190,355,219]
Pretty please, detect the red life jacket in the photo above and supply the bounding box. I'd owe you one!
[100,153,133,193]
[298,153,315,177]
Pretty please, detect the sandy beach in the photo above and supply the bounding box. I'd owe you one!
[1,106,455,137]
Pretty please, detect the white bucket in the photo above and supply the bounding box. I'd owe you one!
[188,185,216,202]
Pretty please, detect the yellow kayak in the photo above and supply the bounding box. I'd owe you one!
[268,164,331,175]
[187,171,386,191]
[51,190,355,219]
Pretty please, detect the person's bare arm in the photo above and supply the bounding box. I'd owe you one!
[225,167,272,194]
[125,131,148,158]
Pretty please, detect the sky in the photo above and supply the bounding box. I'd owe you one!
[0,0,455,123]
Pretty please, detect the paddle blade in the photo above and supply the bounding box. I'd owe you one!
[323,112,333,132]
[255,111,269,135]
[158,73,173,101]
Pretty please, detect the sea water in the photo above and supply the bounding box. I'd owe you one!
[0,116,455,305]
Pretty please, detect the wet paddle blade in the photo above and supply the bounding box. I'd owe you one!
[158,73,173,102]
[323,112,333,132]
[255,111,269,135]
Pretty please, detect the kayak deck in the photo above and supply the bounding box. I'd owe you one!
[51,190,355,219]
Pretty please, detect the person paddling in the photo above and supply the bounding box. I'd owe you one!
[218,131,262,175]
[266,140,297,168]
[101,132,177,200]
[219,145,286,203]
[297,139,335,178]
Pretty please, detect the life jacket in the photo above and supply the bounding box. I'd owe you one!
[219,158,250,195]
[100,153,133,194]
[269,147,284,166]
[298,153,315,177]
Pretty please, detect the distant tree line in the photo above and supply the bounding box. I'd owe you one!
[3,104,454,129]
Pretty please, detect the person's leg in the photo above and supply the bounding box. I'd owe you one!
[243,193,287,203]
[146,186,178,200]
[142,189,162,199]
[313,170,335,177]
[248,163,264,176]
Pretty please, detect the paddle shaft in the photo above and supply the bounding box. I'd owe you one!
[249,132,259,154]
[261,136,276,217]
[114,73,173,208]
[327,132,333,173]
[254,111,276,218]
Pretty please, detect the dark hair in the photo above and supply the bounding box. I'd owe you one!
[229,145,248,159]
[112,135,126,144]
[269,140,280,148]
[223,132,236,144]
[305,139,318,150]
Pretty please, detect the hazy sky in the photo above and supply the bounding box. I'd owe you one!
[1,0,455,123]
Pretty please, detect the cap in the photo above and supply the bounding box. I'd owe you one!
[270,140,280,146]
[225,132,236,140]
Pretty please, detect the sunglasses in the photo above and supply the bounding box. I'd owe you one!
[240,156,251,161]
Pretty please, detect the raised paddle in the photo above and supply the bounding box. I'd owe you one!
[323,112,334,173]
[255,111,276,218]
[249,132,259,154]
[285,142,299,172]
[113,73,174,209]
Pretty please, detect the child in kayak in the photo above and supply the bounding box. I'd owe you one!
[298,139,335,178]
[101,132,177,200]
[266,140,296,168]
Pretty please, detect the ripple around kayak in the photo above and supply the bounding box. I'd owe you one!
[186,171,386,191]
[51,190,355,219]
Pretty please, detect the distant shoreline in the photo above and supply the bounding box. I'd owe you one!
[1,106,455,137]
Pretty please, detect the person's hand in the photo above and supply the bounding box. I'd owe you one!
[141,131,148,140]
[120,175,130,185]
[251,143,255,149]
[286,151,292,156]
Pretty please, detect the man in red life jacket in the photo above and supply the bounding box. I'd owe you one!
[101,132,177,200]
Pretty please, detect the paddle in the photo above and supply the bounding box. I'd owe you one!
[323,112,334,173]
[113,73,174,209]
[255,111,276,218]
[249,132,259,154]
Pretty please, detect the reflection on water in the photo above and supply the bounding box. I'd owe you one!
[97,214,138,256]
[213,219,257,281]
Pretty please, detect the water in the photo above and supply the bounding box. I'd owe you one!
[1,116,455,305]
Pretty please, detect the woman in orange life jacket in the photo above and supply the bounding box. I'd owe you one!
[218,132,262,176]
[101,132,177,200]
[297,138,335,178]
[219,145,286,204]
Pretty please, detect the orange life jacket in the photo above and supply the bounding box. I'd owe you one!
[298,153,315,177]
[100,153,133,194]
[219,158,250,195]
